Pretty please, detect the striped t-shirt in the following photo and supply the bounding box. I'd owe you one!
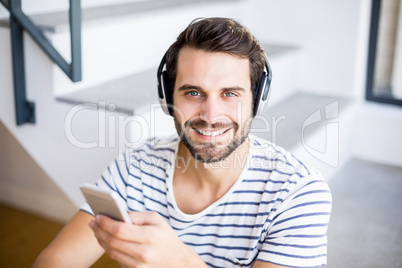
[81,134,332,268]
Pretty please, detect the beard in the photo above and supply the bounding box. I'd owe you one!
[173,114,252,163]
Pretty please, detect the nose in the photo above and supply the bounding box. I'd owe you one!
[200,96,224,124]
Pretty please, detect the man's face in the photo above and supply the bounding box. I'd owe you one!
[172,47,253,163]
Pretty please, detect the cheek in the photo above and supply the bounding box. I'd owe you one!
[172,99,198,123]
[228,99,253,124]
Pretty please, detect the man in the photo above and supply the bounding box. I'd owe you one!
[34,18,331,268]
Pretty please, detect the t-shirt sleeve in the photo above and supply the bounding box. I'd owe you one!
[80,150,131,216]
[257,173,332,267]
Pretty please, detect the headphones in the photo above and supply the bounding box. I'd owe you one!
[157,52,272,117]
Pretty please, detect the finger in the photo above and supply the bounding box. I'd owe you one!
[95,214,165,246]
[91,223,153,266]
[99,240,144,267]
[95,215,135,241]
[128,211,164,226]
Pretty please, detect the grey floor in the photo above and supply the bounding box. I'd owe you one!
[327,158,402,267]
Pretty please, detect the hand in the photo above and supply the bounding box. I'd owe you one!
[89,211,207,268]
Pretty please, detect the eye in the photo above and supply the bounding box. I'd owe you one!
[224,91,236,97]
[187,91,201,97]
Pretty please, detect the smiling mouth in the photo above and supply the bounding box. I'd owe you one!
[193,128,231,137]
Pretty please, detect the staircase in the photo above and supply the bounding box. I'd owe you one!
[0,0,401,223]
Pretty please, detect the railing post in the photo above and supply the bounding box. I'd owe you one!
[0,0,82,125]
[70,0,82,82]
[9,0,35,125]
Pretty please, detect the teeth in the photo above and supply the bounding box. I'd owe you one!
[196,129,226,136]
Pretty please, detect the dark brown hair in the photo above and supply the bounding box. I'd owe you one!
[165,17,266,96]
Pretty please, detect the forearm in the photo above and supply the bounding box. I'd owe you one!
[32,211,104,267]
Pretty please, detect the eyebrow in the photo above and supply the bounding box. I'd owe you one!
[177,84,202,91]
[177,84,246,92]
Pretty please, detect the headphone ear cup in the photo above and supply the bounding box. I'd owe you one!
[162,71,173,115]
[158,70,172,115]
[253,72,267,117]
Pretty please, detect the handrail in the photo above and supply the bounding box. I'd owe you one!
[0,0,82,125]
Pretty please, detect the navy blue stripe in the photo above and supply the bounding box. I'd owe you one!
[269,223,328,236]
[143,195,168,209]
[114,159,126,185]
[98,176,115,191]
[130,154,167,173]
[127,196,145,206]
[126,182,143,194]
[123,152,129,173]
[288,201,332,211]
[126,182,168,209]
[128,170,141,181]
[142,181,167,196]
[141,168,166,183]
[107,166,127,185]
[233,188,289,195]
[274,212,331,226]
[284,233,326,239]
[179,232,259,240]
[80,208,95,217]
[131,164,166,183]
[219,200,282,206]
[253,139,261,146]
[129,149,172,166]
[293,189,331,199]
[98,176,126,202]
[171,220,264,230]
[260,249,326,260]
[249,167,304,178]
[290,152,311,175]
[266,240,327,249]
[243,178,297,185]
[204,212,269,218]
[184,241,253,251]
[143,207,170,220]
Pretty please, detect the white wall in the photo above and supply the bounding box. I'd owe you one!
[352,101,402,167]
[245,0,370,100]
[0,120,77,223]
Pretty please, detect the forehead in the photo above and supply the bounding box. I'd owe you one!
[175,47,251,91]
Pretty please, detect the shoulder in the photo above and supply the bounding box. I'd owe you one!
[125,135,179,166]
[248,134,313,179]
[247,134,331,202]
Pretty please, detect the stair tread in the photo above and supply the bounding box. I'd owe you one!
[56,43,298,115]
[56,67,157,115]
[251,92,352,150]
[0,0,237,32]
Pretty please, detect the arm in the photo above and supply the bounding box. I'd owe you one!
[90,211,207,268]
[32,210,105,268]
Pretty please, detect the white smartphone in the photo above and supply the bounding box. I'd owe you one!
[80,183,132,223]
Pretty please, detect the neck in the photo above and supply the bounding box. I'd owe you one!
[172,138,250,214]
[175,138,250,189]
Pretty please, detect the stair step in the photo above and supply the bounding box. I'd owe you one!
[56,68,157,115]
[251,92,352,150]
[0,0,237,33]
[56,43,299,114]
